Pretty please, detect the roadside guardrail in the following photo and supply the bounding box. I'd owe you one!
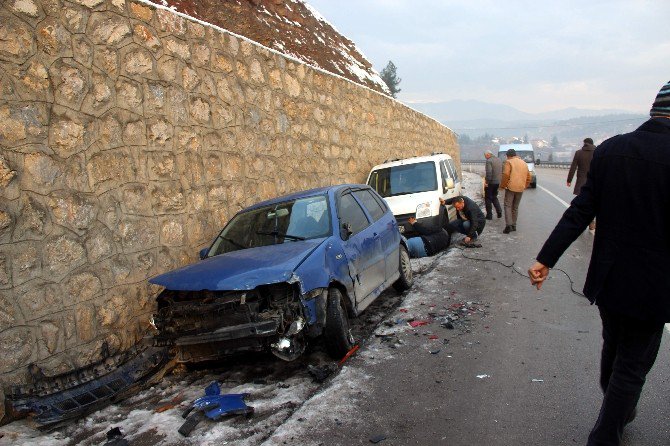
[461,160,571,169]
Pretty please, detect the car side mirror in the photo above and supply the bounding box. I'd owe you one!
[199,247,209,260]
[341,222,353,240]
[446,178,455,190]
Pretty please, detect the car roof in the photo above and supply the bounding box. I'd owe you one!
[499,143,533,152]
[242,184,367,212]
[369,153,452,170]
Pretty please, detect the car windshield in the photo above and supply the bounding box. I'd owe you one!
[207,195,331,256]
[516,151,535,163]
[367,161,437,198]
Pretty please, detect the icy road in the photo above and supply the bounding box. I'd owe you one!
[1,169,668,446]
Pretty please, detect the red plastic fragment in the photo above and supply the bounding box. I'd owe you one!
[339,344,360,366]
[409,320,429,328]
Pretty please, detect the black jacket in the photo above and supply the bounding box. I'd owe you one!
[537,118,670,322]
[444,196,486,237]
[412,220,451,256]
[567,142,596,194]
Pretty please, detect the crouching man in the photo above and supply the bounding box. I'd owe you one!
[405,216,451,258]
[441,196,486,247]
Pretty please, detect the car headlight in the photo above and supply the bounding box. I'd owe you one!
[415,202,432,219]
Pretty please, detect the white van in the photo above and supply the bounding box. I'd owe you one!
[366,153,462,235]
[498,143,537,188]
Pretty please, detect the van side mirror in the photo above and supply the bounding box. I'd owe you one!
[341,222,353,240]
[199,247,209,259]
[446,178,455,190]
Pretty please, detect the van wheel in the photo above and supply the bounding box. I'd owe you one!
[393,245,413,292]
[324,288,354,359]
[531,181,537,188]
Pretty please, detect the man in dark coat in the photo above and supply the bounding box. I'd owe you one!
[528,80,670,446]
[405,216,451,258]
[568,137,597,229]
[441,196,485,246]
[484,150,503,219]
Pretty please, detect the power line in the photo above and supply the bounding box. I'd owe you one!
[452,117,644,131]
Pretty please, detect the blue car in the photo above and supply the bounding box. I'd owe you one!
[149,184,413,362]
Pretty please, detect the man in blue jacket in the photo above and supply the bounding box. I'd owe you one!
[528,80,670,446]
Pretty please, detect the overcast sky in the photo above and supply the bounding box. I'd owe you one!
[307,0,670,114]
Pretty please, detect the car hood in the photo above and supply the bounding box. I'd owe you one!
[149,239,325,291]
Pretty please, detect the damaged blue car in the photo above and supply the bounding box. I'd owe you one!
[149,184,413,362]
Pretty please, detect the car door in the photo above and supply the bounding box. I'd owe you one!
[337,190,384,305]
[440,160,458,221]
[352,189,398,282]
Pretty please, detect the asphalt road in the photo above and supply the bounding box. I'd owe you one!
[291,167,670,446]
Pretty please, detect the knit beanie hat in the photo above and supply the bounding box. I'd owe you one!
[584,138,594,145]
[650,80,670,117]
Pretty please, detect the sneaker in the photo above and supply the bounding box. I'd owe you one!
[503,226,512,234]
[511,225,516,232]
[497,214,502,218]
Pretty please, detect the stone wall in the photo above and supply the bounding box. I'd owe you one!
[0,0,458,407]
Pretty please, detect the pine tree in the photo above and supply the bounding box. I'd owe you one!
[380,61,401,98]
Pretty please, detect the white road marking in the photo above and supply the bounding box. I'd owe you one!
[538,184,670,334]
[537,185,570,208]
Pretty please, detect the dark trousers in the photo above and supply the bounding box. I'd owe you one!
[484,183,502,217]
[446,219,484,239]
[503,190,523,226]
[587,306,665,446]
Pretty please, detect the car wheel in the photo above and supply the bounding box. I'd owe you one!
[393,244,413,292]
[324,287,355,359]
[531,181,537,188]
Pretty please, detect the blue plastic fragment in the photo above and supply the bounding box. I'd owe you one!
[204,381,220,396]
[193,393,253,420]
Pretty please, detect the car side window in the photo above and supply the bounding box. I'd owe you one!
[440,161,451,180]
[353,190,385,222]
[339,192,370,236]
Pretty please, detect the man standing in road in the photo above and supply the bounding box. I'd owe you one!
[484,150,503,220]
[568,137,597,230]
[500,148,531,234]
[440,196,485,247]
[528,80,670,446]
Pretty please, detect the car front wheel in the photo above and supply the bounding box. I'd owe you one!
[324,287,355,359]
[393,244,413,292]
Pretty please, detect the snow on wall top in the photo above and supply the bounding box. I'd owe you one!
[146,0,391,95]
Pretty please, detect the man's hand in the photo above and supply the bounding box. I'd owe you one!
[484,181,488,187]
[528,262,549,290]
[464,236,472,244]
[439,198,446,206]
[566,181,571,187]
[408,217,416,225]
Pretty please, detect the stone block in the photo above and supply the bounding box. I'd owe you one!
[71,0,106,8]
[249,59,265,84]
[190,97,211,124]
[121,184,152,215]
[75,304,96,342]
[182,66,200,91]
[0,292,18,331]
[118,216,158,252]
[156,55,179,82]
[81,72,115,116]
[129,1,153,22]
[38,320,61,356]
[121,45,154,77]
[0,155,17,188]
[48,107,94,158]
[19,59,52,102]
[9,0,41,19]
[48,192,97,235]
[116,78,143,113]
[133,23,162,53]
[16,281,62,321]
[43,235,86,280]
[0,327,34,373]
[65,271,102,305]
[164,37,190,60]
[0,12,36,64]
[62,3,90,34]
[87,11,131,47]
[150,182,185,214]
[192,43,211,67]
[167,86,188,125]
[123,120,146,146]
[148,152,177,180]
[0,103,49,145]
[84,226,115,263]
[213,51,233,73]
[177,152,204,187]
[160,218,184,246]
[86,148,136,192]
[36,17,73,60]
[93,46,119,78]
[0,208,12,243]
[156,8,186,36]
[97,289,134,330]
[147,118,173,149]
[144,81,167,116]
[15,195,48,241]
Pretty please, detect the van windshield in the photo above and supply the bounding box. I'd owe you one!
[516,151,535,163]
[367,161,437,198]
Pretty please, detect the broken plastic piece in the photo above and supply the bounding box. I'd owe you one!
[179,384,253,437]
[476,374,490,379]
[409,320,429,328]
[338,344,360,366]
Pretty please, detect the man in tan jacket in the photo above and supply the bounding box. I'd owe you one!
[500,148,531,233]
